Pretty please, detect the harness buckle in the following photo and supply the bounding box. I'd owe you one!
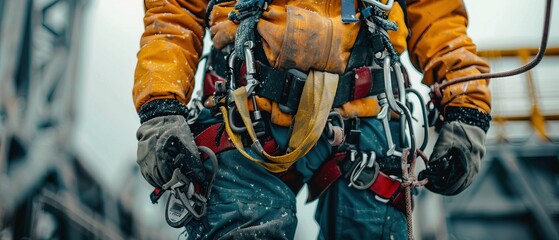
[348,151,379,190]
[278,68,308,114]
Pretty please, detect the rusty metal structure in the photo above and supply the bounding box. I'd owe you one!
[0,0,147,239]
[417,48,559,240]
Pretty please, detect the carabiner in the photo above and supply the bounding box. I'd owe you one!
[383,56,403,115]
[394,62,408,147]
[348,151,379,190]
[242,41,263,122]
[243,41,259,95]
[363,0,394,11]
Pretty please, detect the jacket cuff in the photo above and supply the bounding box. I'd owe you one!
[445,107,491,133]
[138,99,189,124]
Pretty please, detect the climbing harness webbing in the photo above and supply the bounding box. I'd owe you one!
[205,53,402,113]
[307,152,410,212]
[211,4,428,239]
[202,22,407,114]
[220,70,339,173]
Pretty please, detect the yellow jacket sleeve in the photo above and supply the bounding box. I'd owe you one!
[406,0,491,114]
[133,0,208,111]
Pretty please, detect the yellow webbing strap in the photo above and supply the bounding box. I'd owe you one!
[221,70,339,173]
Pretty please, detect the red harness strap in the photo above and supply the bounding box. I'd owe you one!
[307,153,408,213]
[193,123,407,212]
[194,124,235,160]
[194,123,283,160]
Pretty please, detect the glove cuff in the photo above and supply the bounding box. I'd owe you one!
[445,107,491,133]
[138,99,189,124]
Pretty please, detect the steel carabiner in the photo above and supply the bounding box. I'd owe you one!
[363,0,394,11]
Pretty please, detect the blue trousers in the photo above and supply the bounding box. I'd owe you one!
[187,112,408,239]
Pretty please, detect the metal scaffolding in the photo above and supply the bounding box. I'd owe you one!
[0,0,142,239]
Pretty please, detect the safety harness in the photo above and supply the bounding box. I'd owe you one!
[206,0,409,193]
[204,0,426,214]
[201,1,430,238]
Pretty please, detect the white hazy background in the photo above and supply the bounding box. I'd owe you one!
[73,0,559,239]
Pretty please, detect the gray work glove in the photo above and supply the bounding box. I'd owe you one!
[136,115,205,188]
[419,121,486,196]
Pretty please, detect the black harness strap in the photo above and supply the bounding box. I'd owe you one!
[204,1,409,112]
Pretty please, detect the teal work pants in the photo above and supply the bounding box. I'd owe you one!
[187,111,407,239]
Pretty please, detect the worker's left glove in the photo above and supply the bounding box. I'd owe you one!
[136,100,205,189]
[419,120,487,196]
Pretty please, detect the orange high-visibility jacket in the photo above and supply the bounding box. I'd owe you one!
[133,0,491,126]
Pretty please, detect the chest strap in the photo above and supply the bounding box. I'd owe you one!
[256,63,402,113]
[203,49,405,114]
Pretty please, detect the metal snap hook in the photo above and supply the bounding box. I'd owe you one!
[363,0,394,11]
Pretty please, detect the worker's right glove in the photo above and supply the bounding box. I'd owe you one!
[419,119,487,196]
[136,100,204,188]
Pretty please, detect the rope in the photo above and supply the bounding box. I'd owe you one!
[432,0,553,98]
[400,148,429,240]
[364,5,400,66]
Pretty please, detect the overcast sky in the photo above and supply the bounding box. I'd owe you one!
[72,0,558,238]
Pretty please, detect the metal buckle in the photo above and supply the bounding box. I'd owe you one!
[348,151,379,190]
[363,0,394,11]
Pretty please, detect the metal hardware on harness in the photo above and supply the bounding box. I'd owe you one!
[164,169,203,227]
[377,95,399,157]
[363,0,394,11]
[394,62,409,146]
[162,146,218,228]
[187,98,205,125]
[383,56,403,115]
[374,52,423,240]
[243,41,263,122]
[348,151,379,190]
[375,55,419,159]
[326,111,345,146]
[226,41,265,136]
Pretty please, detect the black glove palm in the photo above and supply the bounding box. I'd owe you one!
[419,121,486,196]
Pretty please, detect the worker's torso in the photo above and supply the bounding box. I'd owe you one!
[208,0,408,74]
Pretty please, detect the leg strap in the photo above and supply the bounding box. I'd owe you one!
[307,152,409,213]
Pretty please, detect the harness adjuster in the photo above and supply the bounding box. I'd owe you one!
[278,69,308,114]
